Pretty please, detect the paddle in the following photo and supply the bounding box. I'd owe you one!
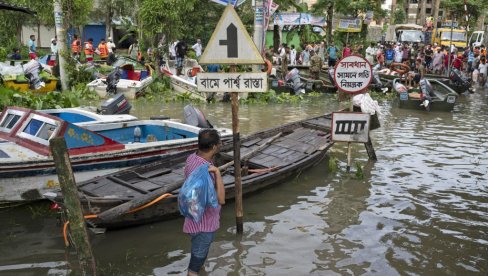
[95,132,283,222]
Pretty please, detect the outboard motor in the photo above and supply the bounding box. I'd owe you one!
[99,93,132,114]
[22,60,45,90]
[106,67,122,95]
[450,68,471,87]
[285,68,305,95]
[371,68,389,93]
[183,105,213,128]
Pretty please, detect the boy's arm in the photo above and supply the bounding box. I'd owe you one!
[209,166,225,205]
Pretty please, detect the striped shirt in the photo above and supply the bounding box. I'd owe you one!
[183,152,221,233]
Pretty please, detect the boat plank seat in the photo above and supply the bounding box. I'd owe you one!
[242,137,263,147]
[80,179,143,198]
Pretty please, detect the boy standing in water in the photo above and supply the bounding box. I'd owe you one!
[183,129,225,276]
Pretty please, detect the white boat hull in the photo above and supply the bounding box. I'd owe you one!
[87,77,154,99]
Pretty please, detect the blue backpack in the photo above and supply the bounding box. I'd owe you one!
[178,163,219,223]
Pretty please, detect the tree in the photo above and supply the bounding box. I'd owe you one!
[312,0,386,46]
[0,0,92,48]
[441,0,487,30]
[393,7,406,24]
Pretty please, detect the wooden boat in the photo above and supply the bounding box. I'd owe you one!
[45,114,334,229]
[393,78,458,112]
[0,106,231,202]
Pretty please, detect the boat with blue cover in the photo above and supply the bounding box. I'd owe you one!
[0,106,231,202]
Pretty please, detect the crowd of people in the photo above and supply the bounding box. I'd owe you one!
[267,40,487,88]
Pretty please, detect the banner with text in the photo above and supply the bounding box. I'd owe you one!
[336,18,362,32]
[273,13,326,26]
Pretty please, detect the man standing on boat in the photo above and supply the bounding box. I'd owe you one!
[192,38,203,60]
[175,40,188,76]
[182,129,225,276]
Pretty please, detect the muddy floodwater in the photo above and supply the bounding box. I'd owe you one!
[1,90,487,275]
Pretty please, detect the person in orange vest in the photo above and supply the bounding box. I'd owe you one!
[84,38,94,63]
[71,34,81,60]
[98,38,109,61]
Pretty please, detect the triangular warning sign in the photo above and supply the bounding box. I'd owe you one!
[199,5,264,65]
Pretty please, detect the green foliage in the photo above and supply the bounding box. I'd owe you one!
[392,8,406,24]
[117,18,139,45]
[440,0,487,30]
[0,86,81,110]
[354,162,364,179]
[0,0,92,49]
[240,90,305,104]
[328,156,338,172]
[140,0,199,42]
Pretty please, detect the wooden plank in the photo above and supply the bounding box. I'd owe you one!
[131,181,162,192]
[242,137,263,147]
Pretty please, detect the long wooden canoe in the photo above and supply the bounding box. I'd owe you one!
[46,115,334,229]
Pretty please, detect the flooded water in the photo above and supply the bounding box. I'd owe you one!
[1,90,487,275]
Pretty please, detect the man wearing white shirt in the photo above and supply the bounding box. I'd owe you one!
[107,37,116,54]
[365,43,375,65]
[192,38,203,59]
[169,40,178,60]
[289,45,297,65]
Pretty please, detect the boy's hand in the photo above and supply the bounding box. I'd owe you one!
[208,165,221,175]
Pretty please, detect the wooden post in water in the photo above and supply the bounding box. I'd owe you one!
[49,137,96,275]
[230,65,244,234]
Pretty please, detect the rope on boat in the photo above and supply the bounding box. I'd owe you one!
[62,193,173,246]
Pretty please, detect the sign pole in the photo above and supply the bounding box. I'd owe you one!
[230,65,244,234]
[332,55,374,172]
[198,5,266,235]
[346,94,354,172]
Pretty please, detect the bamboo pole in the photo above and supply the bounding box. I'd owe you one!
[49,137,96,275]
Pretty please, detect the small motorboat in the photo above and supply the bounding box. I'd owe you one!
[0,105,231,202]
[392,78,458,112]
[379,67,472,94]
[86,63,154,99]
[45,114,334,229]
[0,60,58,93]
[161,59,209,101]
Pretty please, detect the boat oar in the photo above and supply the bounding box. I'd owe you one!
[95,132,283,222]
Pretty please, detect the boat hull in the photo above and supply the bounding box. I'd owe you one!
[47,115,335,229]
[87,77,153,99]
[3,79,58,93]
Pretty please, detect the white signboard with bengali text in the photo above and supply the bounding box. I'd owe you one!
[197,72,268,93]
[333,55,372,94]
[331,112,371,143]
